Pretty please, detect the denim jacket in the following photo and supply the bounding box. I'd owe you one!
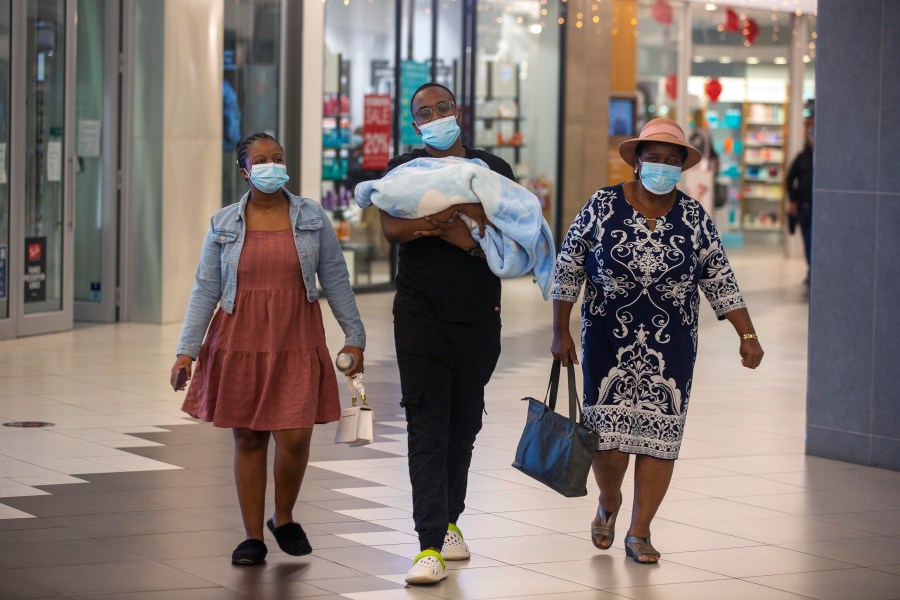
[176,190,366,359]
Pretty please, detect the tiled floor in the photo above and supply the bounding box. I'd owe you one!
[1,248,900,599]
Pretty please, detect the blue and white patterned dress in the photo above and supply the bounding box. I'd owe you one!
[551,184,745,459]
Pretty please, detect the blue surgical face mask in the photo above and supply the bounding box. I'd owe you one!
[418,114,460,150]
[248,163,289,193]
[638,160,682,195]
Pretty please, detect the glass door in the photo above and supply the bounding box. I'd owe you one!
[73,0,118,321]
[12,0,75,336]
[0,1,10,337]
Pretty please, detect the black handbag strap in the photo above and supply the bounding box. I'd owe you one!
[544,359,581,422]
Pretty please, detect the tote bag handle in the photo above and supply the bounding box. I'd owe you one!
[544,359,582,423]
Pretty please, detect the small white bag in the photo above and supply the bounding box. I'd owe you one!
[334,374,374,447]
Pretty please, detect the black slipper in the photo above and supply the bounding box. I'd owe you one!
[267,518,313,556]
[231,538,267,565]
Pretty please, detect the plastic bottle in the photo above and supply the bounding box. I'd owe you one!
[335,353,355,372]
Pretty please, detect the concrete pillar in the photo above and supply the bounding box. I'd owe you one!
[806,0,900,470]
[559,0,613,229]
[124,0,223,323]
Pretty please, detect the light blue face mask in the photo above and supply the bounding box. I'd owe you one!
[638,160,682,195]
[248,163,289,193]
[418,114,461,150]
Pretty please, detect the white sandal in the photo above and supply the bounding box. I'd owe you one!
[405,549,447,585]
[441,523,471,560]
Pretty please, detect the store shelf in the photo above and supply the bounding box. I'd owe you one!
[475,62,525,172]
[740,101,787,239]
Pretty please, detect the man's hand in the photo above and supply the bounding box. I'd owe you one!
[454,204,493,238]
[413,212,477,251]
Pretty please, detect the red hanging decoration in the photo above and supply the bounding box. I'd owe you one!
[705,78,723,102]
[651,0,673,26]
[743,17,760,45]
[665,74,678,100]
[724,8,741,32]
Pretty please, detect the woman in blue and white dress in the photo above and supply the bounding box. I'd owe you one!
[551,119,764,565]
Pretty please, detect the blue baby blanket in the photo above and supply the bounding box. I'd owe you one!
[355,157,555,299]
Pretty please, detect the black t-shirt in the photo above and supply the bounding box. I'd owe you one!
[385,147,516,323]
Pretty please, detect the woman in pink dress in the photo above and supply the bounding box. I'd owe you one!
[170,133,366,565]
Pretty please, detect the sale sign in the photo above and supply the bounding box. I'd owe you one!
[362,94,392,171]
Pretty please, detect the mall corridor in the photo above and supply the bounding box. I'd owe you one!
[0,249,899,600]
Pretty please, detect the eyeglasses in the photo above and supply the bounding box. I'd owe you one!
[415,101,456,123]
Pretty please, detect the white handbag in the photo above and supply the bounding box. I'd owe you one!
[334,373,374,447]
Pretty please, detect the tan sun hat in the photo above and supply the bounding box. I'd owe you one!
[618,118,703,171]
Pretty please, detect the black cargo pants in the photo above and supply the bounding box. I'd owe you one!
[394,312,501,551]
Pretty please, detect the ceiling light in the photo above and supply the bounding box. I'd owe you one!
[705,3,717,10]
[718,57,732,64]
[693,56,706,63]
[746,57,760,64]
[530,23,542,34]
[802,55,812,63]
[773,57,788,64]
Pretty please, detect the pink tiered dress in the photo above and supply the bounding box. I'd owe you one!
[182,230,340,430]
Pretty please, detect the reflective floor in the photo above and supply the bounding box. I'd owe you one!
[1,248,899,600]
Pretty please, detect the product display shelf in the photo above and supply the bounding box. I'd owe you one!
[740,101,787,234]
[705,101,744,233]
[474,63,524,171]
[322,54,351,182]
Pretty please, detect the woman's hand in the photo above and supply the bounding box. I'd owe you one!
[413,213,477,251]
[338,345,365,377]
[740,337,764,369]
[170,355,193,391]
[551,329,580,367]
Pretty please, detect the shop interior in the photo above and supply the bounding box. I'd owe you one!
[317,0,817,290]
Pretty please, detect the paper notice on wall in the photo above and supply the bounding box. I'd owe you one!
[77,119,102,157]
[0,143,6,184]
[47,140,62,182]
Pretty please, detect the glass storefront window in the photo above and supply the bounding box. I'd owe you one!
[475,1,560,230]
[24,0,66,314]
[322,0,562,287]
[73,0,104,304]
[222,0,280,206]
[636,0,684,125]
[323,0,398,288]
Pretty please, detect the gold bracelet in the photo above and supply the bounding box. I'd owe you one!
[740,333,758,340]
